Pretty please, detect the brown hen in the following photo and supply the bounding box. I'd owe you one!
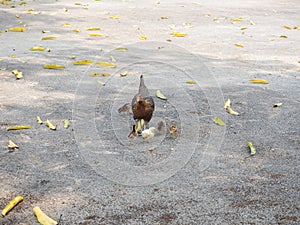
[131,75,155,130]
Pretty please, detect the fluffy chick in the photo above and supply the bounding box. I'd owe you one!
[142,127,156,140]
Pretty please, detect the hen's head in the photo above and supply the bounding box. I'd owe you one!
[136,95,145,104]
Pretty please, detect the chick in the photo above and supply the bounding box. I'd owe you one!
[128,124,138,143]
[141,127,156,140]
[157,120,166,134]
[118,103,131,113]
[168,124,178,138]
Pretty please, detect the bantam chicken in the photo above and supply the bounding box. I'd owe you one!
[132,75,155,131]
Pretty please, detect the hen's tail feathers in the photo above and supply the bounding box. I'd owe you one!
[139,75,150,97]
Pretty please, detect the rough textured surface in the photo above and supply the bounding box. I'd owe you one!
[0,0,299,224]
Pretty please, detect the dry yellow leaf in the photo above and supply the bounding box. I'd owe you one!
[120,71,128,77]
[294,26,300,30]
[224,99,239,116]
[64,119,70,129]
[43,64,65,69]
[102,73,110,77]
[73,60,93,65]
[235,43,244,48]
[62,23,71,27]
[172,32,187,37]
[250,20,255,25]
[97,80,106,86]
[8,27,26,32]
[231,17,244,22]
[12,69,23,79]
[240,27,247,30]
[204,14,211,17]
[10,55,17,58]
[279,35,287,38]
[89,33,103,36]
[110,55,116,62]
[2,196,23,216]
[8,140,19,150]
[115,47,128,51]
[273,103,283,107]
[248,141,256,155]
[46,120,56,130]
[249,79,269,84]
[42,36,56,40]
[140,35,147,40]
[156,90,167,100]
[90,72,100,76]
[96,61,116,68]
[186,80,197,84]
[110,15,120,19]
[213,117,225,126]
[7,125,32,131]
[87,27,101,30]
[37,116,43,124]
[30,46,45,51]
[73,29,80,33]
[33,207,58,225]
[283,25,291,30]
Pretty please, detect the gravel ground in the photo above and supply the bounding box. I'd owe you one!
[0,0,299,224]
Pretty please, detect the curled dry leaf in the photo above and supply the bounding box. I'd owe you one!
[172,32,187,37]
[249,79,269,84]
[33,207,58,225]
[224,99,239,115]
[30,46,45,51]
[2,196,23,216]
[213,117,225,126]
[120,71,128,77]
[43,64,65,69]
[248,141,256,155]
[8,27,26,32]
[12,69,23,79]
[156,89,167,100]
[64,119,70,129]
[294,26,300,30]
[250,20,255,25]
[73,60,93,65]
[97,80,106,86]
[7,125,31,131]
[273,103,283,107]
[140,35,147,40]
[279,35,287,38]
[96,61,116,68]
[37,116,43,124]
[8,140,19,150]
[46,120,56,130]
